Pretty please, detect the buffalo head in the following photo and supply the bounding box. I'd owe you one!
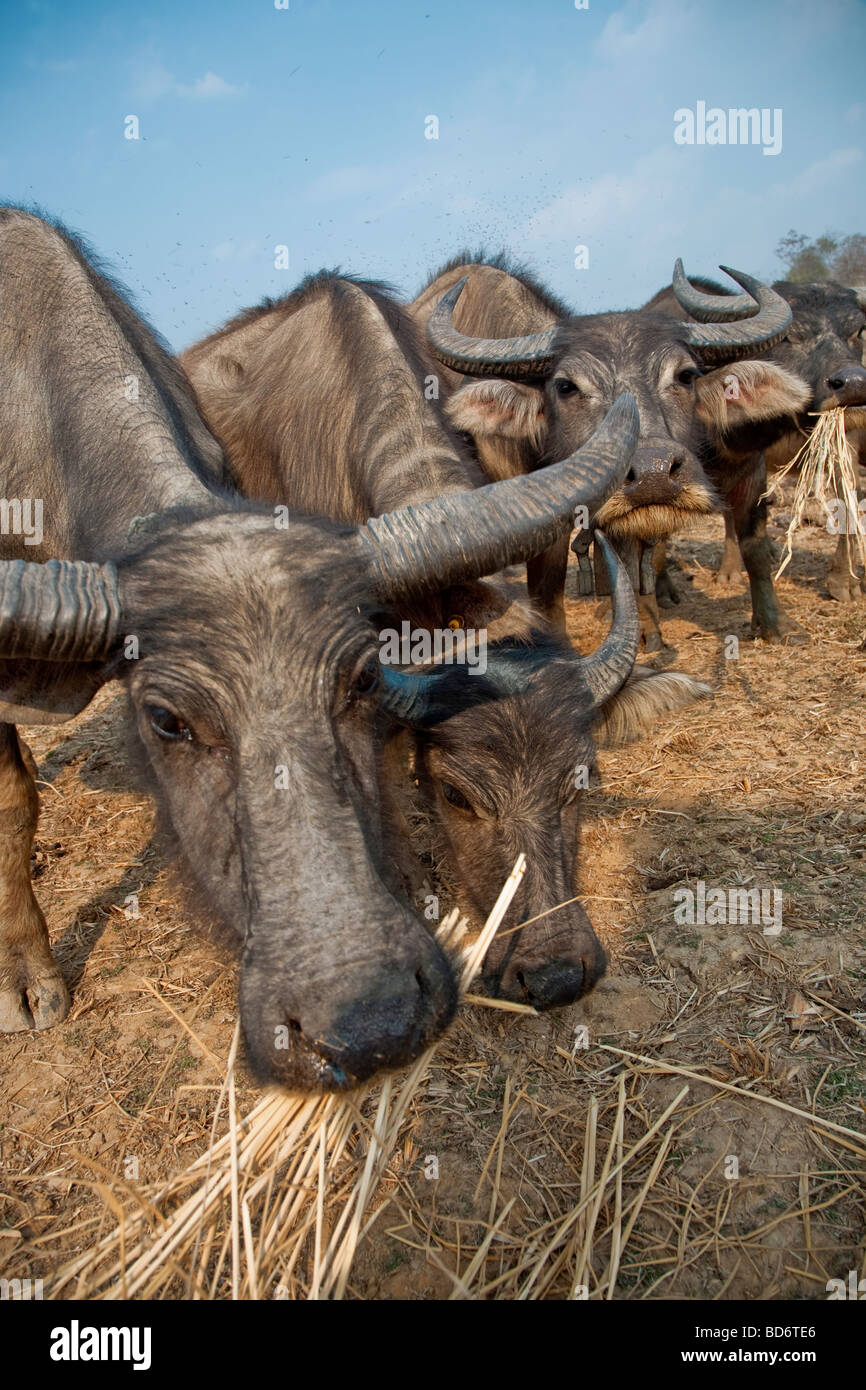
[0,397,637,1089]
[425,264,808,544]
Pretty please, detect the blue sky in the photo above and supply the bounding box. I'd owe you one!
[2,0,864,349]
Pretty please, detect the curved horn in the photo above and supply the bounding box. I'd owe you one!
[378,667,442,726]
[377,665,493,729]
[360,394,638,600]
[0,560,121,661]
[671,258,759,322]
[426,277,559,379]
[579,532,640,705]
[679,265,792,364]
[851,286,866,312]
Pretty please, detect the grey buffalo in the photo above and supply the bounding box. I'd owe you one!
[183,271,710,1010]
[0,209,639,1089]
[410,255,810,649]
[646,270,866,629]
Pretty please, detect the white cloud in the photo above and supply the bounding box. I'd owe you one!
[523,145,681,248]
[131,62,244,102]
[176,71,245,100]
[769,146,862,199]
[595,0,700,64]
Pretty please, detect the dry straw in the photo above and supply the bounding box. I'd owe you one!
[51,855,529,1301]
[772,407,865,581]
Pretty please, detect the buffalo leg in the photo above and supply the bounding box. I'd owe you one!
[716,507,745,585]
[0,723,70,1031]
[595,538,664,651]
[636,540,664,651]
[826,478,866,604]
[636,592,663,651]
[596,591,663,651]
[654,541,681,608]
[732,459,781,642]
[527,534,570,634]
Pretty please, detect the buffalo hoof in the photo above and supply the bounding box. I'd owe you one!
[826,571,866,605]
[0,960,70,1032]
[641,628,664,653]
[656,571,681,608]
[750,618,781,643]
[715,562,744,587]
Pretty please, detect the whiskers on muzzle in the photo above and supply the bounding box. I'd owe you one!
[595,483,717,541]
[840,406,866,432]
[814,401,866,431]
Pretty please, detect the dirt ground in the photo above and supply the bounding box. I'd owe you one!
[1,506,864,1300]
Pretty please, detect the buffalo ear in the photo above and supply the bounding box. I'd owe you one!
[0,662,114,725]
[443,578,539,642]
[445,379,546,446]
[695,361,810,433]
[213,353,246,384]
[593,668,712,747]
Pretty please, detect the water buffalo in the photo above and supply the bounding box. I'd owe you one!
[410,255,810,649]
[646,271,866,624]
[183,272,710,1009]
[0,208,643,1089]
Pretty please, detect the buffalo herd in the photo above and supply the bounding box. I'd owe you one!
[0,206,863,1091]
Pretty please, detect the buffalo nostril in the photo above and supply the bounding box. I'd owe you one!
[669,457,684,476]
[519,960,587,1011]
[827,367,866,403]
[624,467,635,484]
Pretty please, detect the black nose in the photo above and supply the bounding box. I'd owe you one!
[623,443,690,502]
[515,949,607,1010]
[314,969,450,1083]
[495,936,607,1011]
[625,447,687,482]
[241,936,457,1091]
[826,364,866,405]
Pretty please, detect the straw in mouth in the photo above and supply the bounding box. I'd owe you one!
[770,407,865,582]
[51,857,530,1301]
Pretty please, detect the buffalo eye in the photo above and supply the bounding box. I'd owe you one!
[441,781,473,812]
[676,367,702,387]
[350,655,380,699]
[148,706,193,742]
[556,375,583,397]
[554,377,580,398]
